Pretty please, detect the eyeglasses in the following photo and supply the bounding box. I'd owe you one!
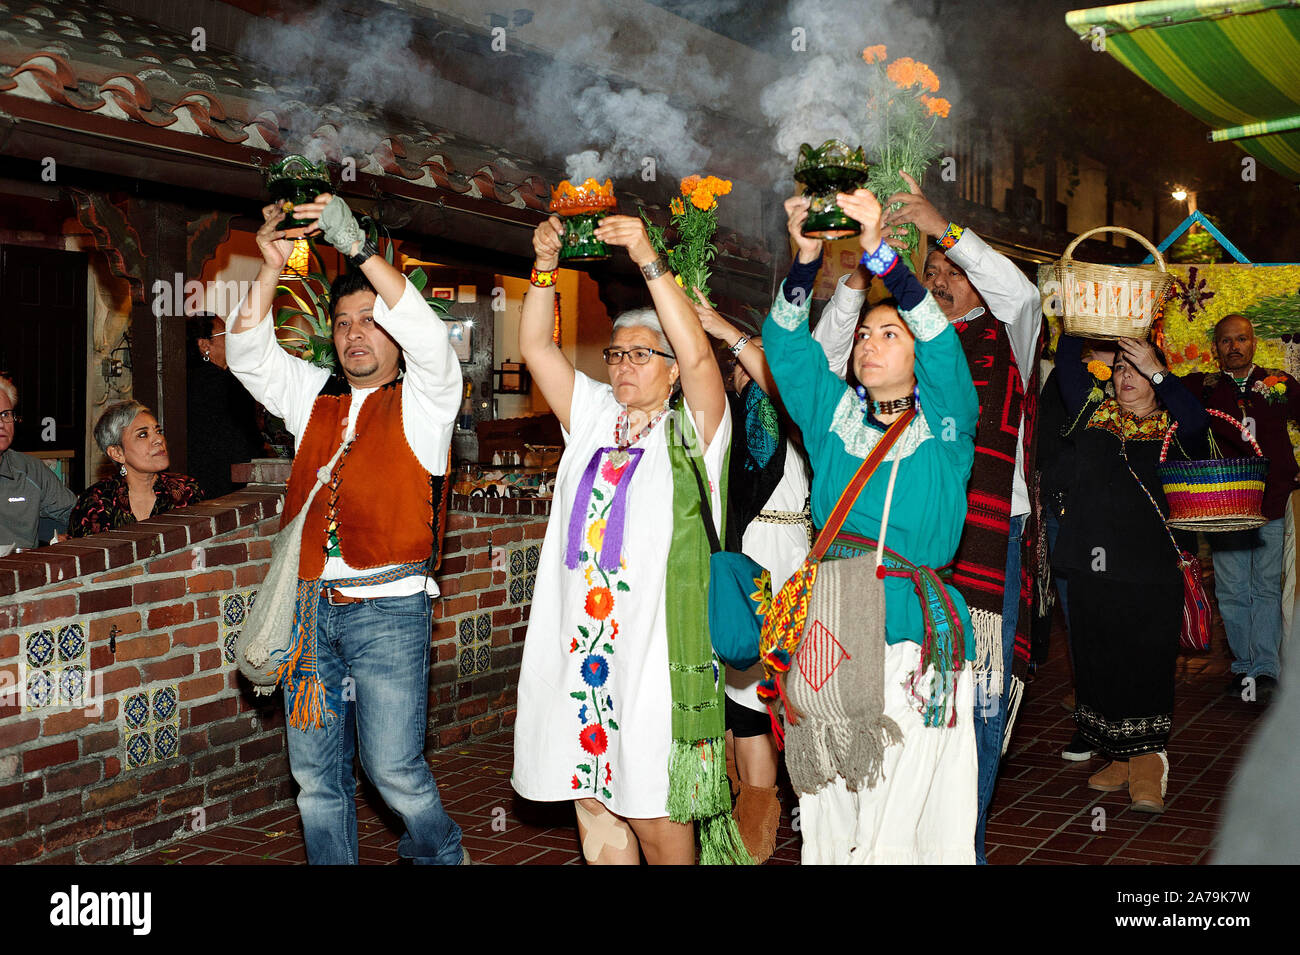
[602,347,675,366]
[0,410,19,424]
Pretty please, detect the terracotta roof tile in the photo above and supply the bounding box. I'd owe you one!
[0,0,770,259]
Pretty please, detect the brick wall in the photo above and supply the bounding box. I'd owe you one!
[0,472,550,864]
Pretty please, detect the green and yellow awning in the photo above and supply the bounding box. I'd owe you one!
[1066,1,1300,181]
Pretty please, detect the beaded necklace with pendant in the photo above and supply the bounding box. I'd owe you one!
[610,400,671,467]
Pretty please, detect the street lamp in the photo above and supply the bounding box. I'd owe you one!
[1171,187,1188,202]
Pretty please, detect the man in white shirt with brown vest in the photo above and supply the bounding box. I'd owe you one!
[227,193,464,864]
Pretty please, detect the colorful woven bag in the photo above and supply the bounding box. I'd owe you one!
[756,410,915,740]
[1120,433,1212,653]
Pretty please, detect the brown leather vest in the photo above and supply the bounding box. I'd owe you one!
[282,378,447,580]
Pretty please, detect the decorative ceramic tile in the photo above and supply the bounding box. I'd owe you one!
[509,548,525,576]
[218,591,256,670]
[454,612,492,677]
[58,666,87,708]
[222,592,247,627]
[126,732,152,769]
[25,669,53,711]
[151,685,177,723]
[21,621,90,711]
[152,724,179,761]
[56,623,86,663]
[525,544,540,573]
[458,646,476,678]
[25,629,55,669]
[123,691,150,729]
[119,684,180,769]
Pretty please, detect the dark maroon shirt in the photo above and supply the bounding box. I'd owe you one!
[1180,366,1300,520]
[68,471,203,538]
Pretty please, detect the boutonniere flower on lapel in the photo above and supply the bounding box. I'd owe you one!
[1253,375,1289,404]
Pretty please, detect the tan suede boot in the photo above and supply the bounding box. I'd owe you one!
[733,783,780,864]
[1128,751,1169,813]
[1087,760,1129,792]
[725,739,740,799]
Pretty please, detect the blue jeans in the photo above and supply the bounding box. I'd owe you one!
[1211,518,1284,681]
[973,513,1023,865]
[285,591,463,864]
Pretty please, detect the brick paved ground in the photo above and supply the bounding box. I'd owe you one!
[132,584,1269,865]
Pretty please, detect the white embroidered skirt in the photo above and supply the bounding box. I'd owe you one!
[797,640,977,864]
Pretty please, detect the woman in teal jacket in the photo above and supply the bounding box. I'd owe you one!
[762,189,979,864]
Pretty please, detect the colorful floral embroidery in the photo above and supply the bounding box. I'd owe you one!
[568,449,630,802]
[584,587,614,620]
[1085,399,1170,441]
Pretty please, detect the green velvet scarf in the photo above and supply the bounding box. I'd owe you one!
[664,394,753,865]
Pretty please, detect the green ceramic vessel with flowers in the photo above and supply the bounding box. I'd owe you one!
[793,140,872,239]
[266,154,333,232]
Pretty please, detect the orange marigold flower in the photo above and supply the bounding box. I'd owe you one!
[921,95,951,118]
[585,586,614,621]
[669,197,685,216]
[887,56,918,88]
[702,175,732,196]
[690,186,716,210]
[1170,353,1183,365]
[1184,343,1199,359]
[679,175,701,196]
[914,62,940,93]
[1087,360,1112,381]
[861,44,887,64]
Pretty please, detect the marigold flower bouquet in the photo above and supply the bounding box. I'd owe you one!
[641,174,732,304]
[859,45,951,259]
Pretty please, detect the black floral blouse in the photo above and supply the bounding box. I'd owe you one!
[68,472,204,538]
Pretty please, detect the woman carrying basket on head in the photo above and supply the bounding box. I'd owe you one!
[1052,332,1208,813]
[761,188,979,864]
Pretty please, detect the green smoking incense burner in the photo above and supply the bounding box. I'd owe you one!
[793,140,872,240]
[266,155,333,232]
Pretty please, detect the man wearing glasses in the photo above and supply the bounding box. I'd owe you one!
[0,374,77,552]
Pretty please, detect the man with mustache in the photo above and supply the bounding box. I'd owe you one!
[226,193,466,864]
[809,172,1042,864]
[1181,314,1299,705]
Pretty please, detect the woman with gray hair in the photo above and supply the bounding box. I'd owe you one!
[69,400,202,537]
[512,212,747,864]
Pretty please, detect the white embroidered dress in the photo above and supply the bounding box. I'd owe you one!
[512,371,730,819]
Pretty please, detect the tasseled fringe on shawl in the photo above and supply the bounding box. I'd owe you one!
[969,609,1003,673]
[666,737,754,865]
[1001,674,1026,756]
[786,716,904,797]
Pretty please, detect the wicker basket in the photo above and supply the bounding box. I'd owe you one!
[1053,226,1174,341]
[1157,409,1268,532]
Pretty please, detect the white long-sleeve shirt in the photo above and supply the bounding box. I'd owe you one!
[812,229,1041,517]
[226,276,462,593]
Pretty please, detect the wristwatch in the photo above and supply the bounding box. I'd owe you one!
[348,238,379,268]
[1151,370,1167,386]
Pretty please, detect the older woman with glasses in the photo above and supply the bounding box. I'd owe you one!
[69,400,203,537]
[512,213,749,865]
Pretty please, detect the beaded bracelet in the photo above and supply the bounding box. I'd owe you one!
[530,266,558,288]
[937,222,964,250]
[859,240,898,276]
